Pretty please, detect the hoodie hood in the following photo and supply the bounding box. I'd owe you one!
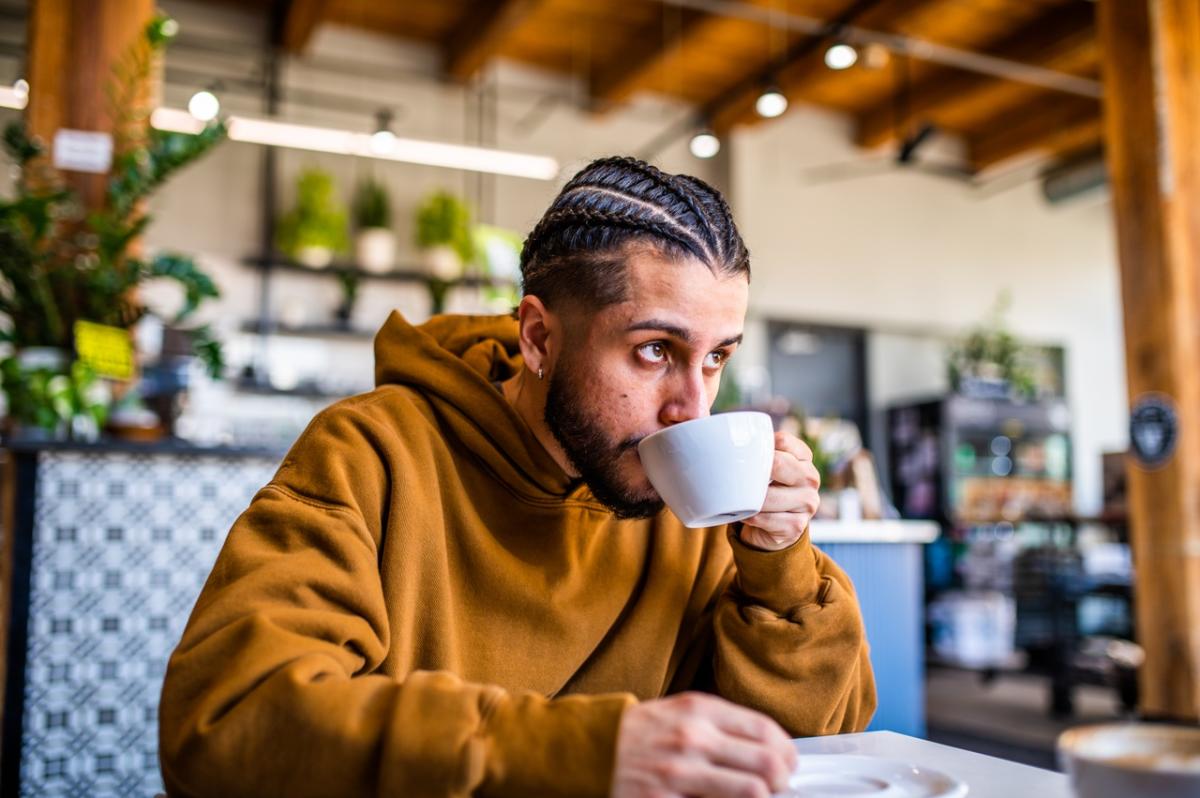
[373,311,575,499]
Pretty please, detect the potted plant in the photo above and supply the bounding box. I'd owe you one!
[0,14,226,440]
[352,177,394,273]
[415,191,474,280]
[276,168,349,268]
[946,293,1036,400]
[415,191,475,315]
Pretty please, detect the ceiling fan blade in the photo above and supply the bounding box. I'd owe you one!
[912,160,977,183]
[897,122,938,164]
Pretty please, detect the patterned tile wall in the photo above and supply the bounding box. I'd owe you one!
[20,450,279,798]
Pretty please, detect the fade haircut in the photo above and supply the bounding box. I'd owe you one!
[519,156,750,311]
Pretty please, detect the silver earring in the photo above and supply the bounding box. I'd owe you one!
[537,367,544,381]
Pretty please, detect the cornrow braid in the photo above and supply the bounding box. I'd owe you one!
[568,155,723,260]
[520,155,749,312]
[675,172,749,272]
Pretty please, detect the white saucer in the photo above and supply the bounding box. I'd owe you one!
[775,754,969,798]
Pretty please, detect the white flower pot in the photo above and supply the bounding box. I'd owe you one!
[295,246,333,269]
[422,245,463,282]
[355,228,396,273]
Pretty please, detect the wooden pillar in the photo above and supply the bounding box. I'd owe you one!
[25,0,155,209]
[1097,0,1200,720]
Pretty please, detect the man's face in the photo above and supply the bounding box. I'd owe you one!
[544,248,749,518]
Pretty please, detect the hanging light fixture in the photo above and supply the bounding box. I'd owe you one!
[689,127,720,159]
[369,109,396,155]
[150,107,560,180]
[187,88,220,122]
[756,3,788,120]
[824,42,859,70]
[755,84,788,118]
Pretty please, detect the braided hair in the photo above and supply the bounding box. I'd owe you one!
[519,156,750,310]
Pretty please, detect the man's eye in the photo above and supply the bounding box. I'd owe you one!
[704,350,727,368]
[638,342,667,363]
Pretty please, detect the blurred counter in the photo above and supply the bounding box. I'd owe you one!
[811,519,940,544]
[813,520,939,739]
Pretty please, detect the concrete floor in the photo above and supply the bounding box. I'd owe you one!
[924,666,1133,770]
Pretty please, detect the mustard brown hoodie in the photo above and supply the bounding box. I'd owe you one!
[159,311,876,797]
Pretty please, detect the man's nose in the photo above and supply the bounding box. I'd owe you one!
[659,367,711,426]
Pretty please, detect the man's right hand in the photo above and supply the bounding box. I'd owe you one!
[611,692,798,798]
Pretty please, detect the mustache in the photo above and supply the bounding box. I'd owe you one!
[620,433,653,453]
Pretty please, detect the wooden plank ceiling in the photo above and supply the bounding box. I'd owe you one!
[274,0,1103,174]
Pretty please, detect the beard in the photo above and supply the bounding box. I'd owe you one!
[543,358,664,520]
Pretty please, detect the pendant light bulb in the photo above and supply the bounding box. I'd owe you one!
[755,87,788,119]
[824,42,859,70]
[370,109,396,154]
[187,89,220,122]
[689,129,721,159]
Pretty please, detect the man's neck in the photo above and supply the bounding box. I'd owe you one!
[501,371,578,478]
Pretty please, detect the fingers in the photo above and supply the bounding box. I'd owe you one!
[708,736,794,794]
[769,451,820,489]
[758,485,820,514]
[743,510,812,538]
[775,431,812,462]
[697,697,797,768]
[658,761,776,798]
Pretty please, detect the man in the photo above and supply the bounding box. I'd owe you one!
[160,156,875,798]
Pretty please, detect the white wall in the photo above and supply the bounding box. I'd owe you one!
[730,107,1128,513]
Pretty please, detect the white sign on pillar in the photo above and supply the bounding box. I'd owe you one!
[52,129,114,173]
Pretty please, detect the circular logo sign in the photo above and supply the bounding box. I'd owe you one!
[1130,393,1178,468]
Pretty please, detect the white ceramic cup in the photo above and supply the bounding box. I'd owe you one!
[1058,723,1200,798]
[636,411,775,528]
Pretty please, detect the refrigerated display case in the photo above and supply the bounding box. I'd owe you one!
[888,395,1073,526]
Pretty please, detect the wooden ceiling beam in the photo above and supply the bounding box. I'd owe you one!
[444,0,547,82]
[709,0,944,137]
[855,4,1097,149]
[589,0,778,112]
[589,9,723,111]
[281,0,329,54]
[968,94,1102,171]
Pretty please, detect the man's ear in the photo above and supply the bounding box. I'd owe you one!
[515,295,557,377]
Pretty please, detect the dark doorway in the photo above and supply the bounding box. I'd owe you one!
[767,320,869,440]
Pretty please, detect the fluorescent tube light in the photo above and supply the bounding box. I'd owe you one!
[151,107,560,181]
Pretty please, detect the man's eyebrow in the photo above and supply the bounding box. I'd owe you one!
[717,333,744,348]
[626,319,743,349]
[627,319,694,344]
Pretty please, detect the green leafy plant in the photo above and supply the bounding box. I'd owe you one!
[0,13,227,434]
[946,293,1037,399]
[415,190,474,263]
[0,357,108,435]
[276,168,350,256]
[352,178,391,230]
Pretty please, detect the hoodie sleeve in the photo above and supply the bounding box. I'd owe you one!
[707,529,877,736]
[159,400,634,798]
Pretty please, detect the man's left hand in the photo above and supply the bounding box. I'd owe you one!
[739,431,820,551]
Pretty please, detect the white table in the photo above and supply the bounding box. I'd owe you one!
[792,731,1071,797]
